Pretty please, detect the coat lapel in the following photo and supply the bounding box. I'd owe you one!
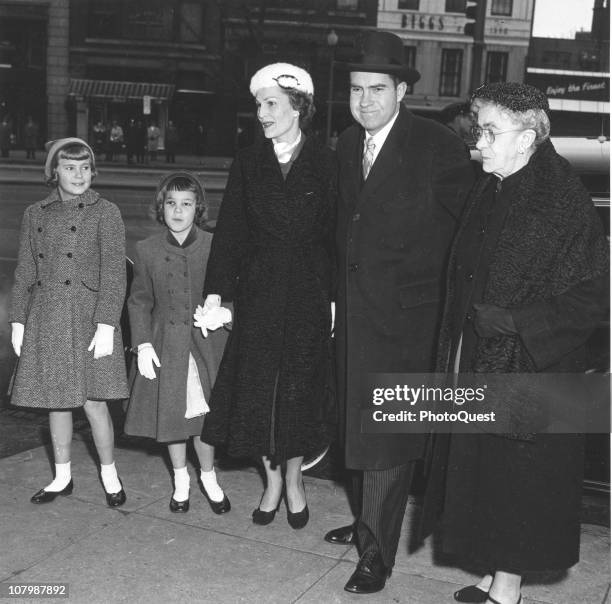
[359,107,413,202]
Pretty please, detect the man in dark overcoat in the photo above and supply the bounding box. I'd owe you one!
[325,31,475,594]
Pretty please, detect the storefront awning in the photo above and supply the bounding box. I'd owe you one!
[68,79,175,101]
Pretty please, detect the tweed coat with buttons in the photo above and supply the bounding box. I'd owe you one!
[9,188,129,409]
[201,135,336,462]
[124,227,230,443]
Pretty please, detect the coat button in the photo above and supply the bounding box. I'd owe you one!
[67,252,73,258]
[170,320,175,325]
[70,226,76,232]
[165,256,171,262]
[38,253,44,258]
[352,213,360,221]
[466,312,473,321]
[349,263,359,272]
[466,272,473,281]
[78,203,84,209]
[65,279,71,285]
[37,280,42,286]
[183,271,188,277]
[38,227,42,232]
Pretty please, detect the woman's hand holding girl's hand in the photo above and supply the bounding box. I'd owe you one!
[137,343,160,379]
[88,323,115,359]
[204,294,221,310]
[11,322,24,356]
[194,300,232,338]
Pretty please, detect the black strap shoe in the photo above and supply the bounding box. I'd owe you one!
[454,585,489,602]
[324,524,355,545]
[198,479,231,514]
[105,478,127,508]
[169,497,190,513]
[30,479,74,504]
[344,549,391,594]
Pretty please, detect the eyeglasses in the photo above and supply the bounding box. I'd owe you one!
[471,125,525,144]
[273,74,300,90]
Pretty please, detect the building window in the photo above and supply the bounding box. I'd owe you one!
[404,46,417,94]
[491,0,512,16]
[337,0,359,9]
[398,0,419,10]
[485,51,508,83]
[439,49,463,97]
[445,0,465,12]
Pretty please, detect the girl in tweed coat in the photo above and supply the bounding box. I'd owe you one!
[124,172,231,514]
[9,138,128,507]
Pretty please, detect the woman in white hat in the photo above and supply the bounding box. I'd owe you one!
[198,62,336,529]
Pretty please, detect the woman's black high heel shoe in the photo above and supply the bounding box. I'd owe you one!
[287,503,309,529]
[252,488,282,525]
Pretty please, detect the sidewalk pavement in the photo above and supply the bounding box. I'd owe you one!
[1,436,610,604]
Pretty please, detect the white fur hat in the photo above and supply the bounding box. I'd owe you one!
[249,62,314,97]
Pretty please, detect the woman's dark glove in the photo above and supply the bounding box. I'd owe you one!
[472,303,517,338]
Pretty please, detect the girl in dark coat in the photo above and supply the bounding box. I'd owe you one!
[200,63,336,529]
[425,84,609,604]
[9,138,129,507]
[125,172,231,514]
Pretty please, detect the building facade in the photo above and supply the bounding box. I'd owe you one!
[377,0,534,110]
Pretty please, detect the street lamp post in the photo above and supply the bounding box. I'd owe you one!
[325,29,338,147]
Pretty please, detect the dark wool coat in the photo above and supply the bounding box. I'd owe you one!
[423,139,609,572]
[336,107,475,470]
[201,135,336,462]
[124,228,229,442]
[9,189,129,409]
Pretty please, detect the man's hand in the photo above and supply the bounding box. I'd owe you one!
[473,303,517,338]
[88,323,115,358]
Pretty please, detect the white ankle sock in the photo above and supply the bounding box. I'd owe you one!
[100,462,122,494]
[200,469,224,502]
[45,462,71,492]
[173,467,190,502]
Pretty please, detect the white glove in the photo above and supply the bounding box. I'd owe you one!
[194,305,232,337]
[11,322,24,357]
[330,301,336,336]
[137,343,160,380]
[88,323,115,359]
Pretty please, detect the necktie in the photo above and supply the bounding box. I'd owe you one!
[362,138,376,179]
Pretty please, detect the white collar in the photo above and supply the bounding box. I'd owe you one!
[273,131,302,164]
[363,109,400,154]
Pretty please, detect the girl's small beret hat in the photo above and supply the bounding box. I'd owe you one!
[44,137,96,180]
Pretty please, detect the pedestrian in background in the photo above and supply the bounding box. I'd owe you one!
[0,118,13,158]
[147,122,161,162]
[194,123,206,160]
[424,82,609,604]
[9,137,129,508]
[24,116,39,160]
[165,120,179,163]
[125,118,138,164]
[124,172,231,515]
[107,120,124,161]
[326,30,475,594]
[200,62,336,530]
[135,119,147,164]
[92,120,107,155]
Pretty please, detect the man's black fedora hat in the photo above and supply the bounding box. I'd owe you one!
[339,30,421,85]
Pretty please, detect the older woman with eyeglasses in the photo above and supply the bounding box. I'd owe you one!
[421,83,608,604]
[198,63,336,529]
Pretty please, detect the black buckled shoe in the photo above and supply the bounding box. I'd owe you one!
[324,524,355,545]
[169,497,190,513]
[30,479,74,504]
[454,585,489,602]
[344,550,391,594]
[105,479,127,508]
[198,479,231,514]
